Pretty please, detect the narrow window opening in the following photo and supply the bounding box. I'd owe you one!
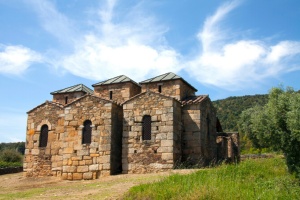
[109,91,113,100]
[39,124,48,147]
[65,96,68,104]
[82,120,92,144]
[142,115,151,140]
[158,85,162,93]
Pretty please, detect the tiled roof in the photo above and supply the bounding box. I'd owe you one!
[180,95,208,105]
[139,72,197,92]
[92,75,140,87]
[50,84,93,95]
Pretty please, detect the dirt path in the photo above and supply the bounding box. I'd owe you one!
[0,169,198,199]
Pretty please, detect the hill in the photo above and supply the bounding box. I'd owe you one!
[213,94,268,131]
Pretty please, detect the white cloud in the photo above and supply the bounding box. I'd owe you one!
[185,1,300,90]
[27,0,181,82]
[0,45,42,75]
[24,0,300,89]
[25,0,75,44]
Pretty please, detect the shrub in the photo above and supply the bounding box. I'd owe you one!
[0,149,23,163]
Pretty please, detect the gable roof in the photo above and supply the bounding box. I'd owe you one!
[27,101,64,114]
[139,72,197,92]
[92,75,140,87]
[65,93,121,107]
[50,84,93,95]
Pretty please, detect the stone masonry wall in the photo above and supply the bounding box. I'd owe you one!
[141,80,195,101]
[122,92,180,173]
[94,82,141,104]
[216,132,240,163]
[24,102,64,177]
[61,95,122,180]
[182,98,217,165]
[53,92,86,105]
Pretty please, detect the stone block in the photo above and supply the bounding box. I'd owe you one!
[73,173,83,180]
[31,149,39,155]
[83,172,93,180]
[99,155,110,163]
[89,164,99,171]
[157,146,173,153]
[162,153,173,160]
[65,114,73,120]
[161,140,173,147]
[77,166,89,172]
[63,147,74,154]
[63,166,76,173]
[62,173,68,180]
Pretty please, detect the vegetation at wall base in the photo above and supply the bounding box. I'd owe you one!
[123,157,300,200]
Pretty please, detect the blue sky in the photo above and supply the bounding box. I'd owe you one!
[1,0,300,142]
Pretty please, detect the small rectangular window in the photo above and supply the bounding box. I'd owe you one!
[158,85,162,93]
[109,91,113,100]
[65,96,68,104]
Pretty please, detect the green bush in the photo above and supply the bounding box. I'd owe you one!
[0,149,23,163]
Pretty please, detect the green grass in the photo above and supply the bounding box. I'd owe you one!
[123,157,300,200]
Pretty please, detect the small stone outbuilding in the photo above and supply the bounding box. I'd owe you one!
[24,72,239,180]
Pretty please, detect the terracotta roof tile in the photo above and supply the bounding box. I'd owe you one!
[180,95,208,105]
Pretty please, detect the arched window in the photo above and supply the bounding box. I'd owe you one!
[39,124,48,147]
[82,120,92,144]
[142,115,151,140]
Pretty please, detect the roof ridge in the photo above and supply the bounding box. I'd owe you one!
[139,72,197,92]
[27,100,64,114]
[50,83,93,95]
[92,75,140,87]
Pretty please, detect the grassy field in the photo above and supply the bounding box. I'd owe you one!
[123,157,300,200]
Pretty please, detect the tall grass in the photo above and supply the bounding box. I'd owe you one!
[123,157,300,200]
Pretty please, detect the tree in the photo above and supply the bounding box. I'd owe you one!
[239,87,300,178]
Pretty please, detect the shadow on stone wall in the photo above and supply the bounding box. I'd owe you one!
[0,167,23,175]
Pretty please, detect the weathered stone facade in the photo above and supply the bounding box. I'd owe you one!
[122,92,182,173]
[24,72,239,180]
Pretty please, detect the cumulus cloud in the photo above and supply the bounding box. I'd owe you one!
[185,1,300,89]
[27,0,181,81]
[0,45,42,75]
[24,0,300,89]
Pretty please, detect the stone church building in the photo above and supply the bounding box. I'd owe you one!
[24,72,239,180]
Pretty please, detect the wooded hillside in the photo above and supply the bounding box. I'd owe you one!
[213,94,268,131]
